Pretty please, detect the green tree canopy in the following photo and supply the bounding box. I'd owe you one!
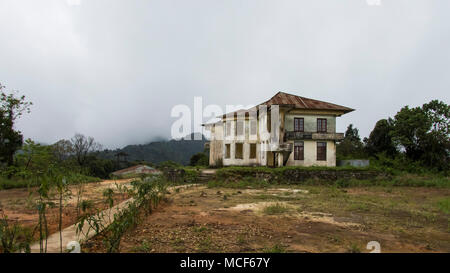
[336,124,366,159]
[0,84,32,166]
[364,118,397,158]
[189,152,209,166]
[391,100,449,170]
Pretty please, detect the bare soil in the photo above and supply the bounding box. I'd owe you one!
[83,184,450,253]
[0,179,133,240]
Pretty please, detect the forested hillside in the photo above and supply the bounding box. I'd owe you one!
[98,134,208,165]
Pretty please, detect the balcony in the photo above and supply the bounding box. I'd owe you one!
[284,131,344,141]
[265,142,293,152]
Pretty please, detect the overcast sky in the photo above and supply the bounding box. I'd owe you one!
[1,0,449,149]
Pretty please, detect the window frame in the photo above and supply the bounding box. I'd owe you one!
[235,143,244,159]
[317,118,327,133]
[294,142,304,161]
[294,118,304,132]
[225,144,231,159]
[317,142,327,161]
[249,143,257,159]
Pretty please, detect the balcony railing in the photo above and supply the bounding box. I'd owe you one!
[284,131,344,141]
[265,142,293,152]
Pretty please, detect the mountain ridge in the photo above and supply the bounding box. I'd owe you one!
[97,133,208,165]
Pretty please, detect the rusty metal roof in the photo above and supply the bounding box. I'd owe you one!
[216,92,354,120]
[111,165,157,175]
[260,92,354,113]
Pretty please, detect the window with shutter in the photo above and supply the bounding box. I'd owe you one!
[317,119,327,133]
[317,142,327,161]
[294,118,304,132]
[294,142,304,160]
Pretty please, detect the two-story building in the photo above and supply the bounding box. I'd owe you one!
[204,92,354,167]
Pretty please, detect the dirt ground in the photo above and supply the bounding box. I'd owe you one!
[82,184,450,253]
[0,179,133,240]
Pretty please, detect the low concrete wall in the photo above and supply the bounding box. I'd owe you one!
[216,167,385,184]
[338,160,370,167]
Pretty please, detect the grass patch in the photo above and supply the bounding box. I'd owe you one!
[197,236,213,252]
[347,243,361,253]
[437,197,450,214]
[131,240,152,253]
[193,226,209,233]
[263,243,286,253]
[236,234,247,245]
[263,203,289,215]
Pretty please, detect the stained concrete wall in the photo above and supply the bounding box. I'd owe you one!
[222,142,261,166]
[209,124,224,166]
[285,140,336,167]
[285,113,336,133]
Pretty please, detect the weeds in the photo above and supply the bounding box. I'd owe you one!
[77,175,169,253]
[132,239,152,253]
[0,210,33,253]
[263,243,286,253]
[197,236,213,252]
[263,203,289,215]
[348,243,361,253]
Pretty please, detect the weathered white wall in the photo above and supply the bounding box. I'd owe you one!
[209,124,224,166]
[285,140,336,167]
[222,142,260,166]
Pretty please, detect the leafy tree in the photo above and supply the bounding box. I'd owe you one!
[15,139,55,177]
[71,134,102,166]
[419,100,449,169]
[391,100,449,170]
[84,155,116,179]
[364,118,397,158]
[0,84,32,166]
[189,152,209,166]
[52,139,74,162]
[336,124,366,159]
[391,106,429,161]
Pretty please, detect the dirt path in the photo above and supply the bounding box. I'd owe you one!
[29,198,134,253]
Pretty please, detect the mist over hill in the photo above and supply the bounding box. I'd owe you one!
[97,133,208,166]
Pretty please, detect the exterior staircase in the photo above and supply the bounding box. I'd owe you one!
[197,169,216,183]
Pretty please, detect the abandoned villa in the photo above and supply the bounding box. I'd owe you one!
[204,92,354,167]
